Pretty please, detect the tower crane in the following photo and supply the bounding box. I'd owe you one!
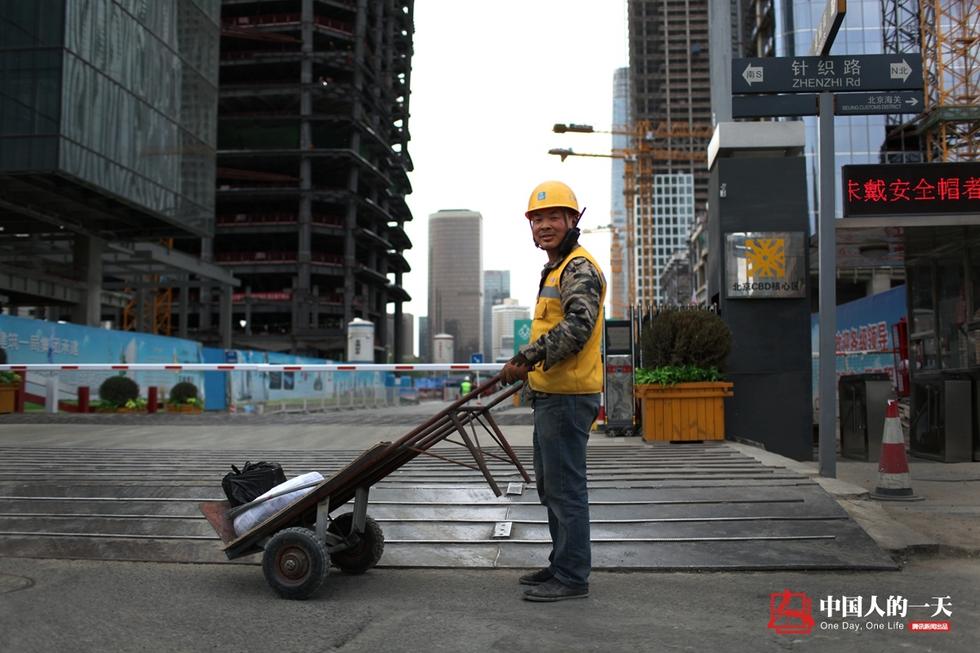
[550,119,713,314]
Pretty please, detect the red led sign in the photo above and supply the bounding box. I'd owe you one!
[841,162,980,217]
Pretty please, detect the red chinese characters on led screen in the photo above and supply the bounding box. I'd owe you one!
[841,162,980,217]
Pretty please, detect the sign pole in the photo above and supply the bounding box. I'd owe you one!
[818,90,837,479]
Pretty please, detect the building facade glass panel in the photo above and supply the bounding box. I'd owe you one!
[0,2,64,170]
[0,0,218,236]
[776,0,892,228]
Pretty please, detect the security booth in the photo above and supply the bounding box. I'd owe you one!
[706,122,814,461]
[839,373,893,462]
[602,319,634,436]
[840,162,980,462]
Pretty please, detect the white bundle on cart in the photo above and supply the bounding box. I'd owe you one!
[233,472,324,536]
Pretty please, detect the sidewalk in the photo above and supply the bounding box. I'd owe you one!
[730,442,980,558]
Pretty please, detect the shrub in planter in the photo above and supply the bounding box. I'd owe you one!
[636,309,734,442]
[0,370,21,386]
[99,375,140,407]
[639,309,732,383]
[169,381,199,405]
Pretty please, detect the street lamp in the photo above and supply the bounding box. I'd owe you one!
[553,123,596,134]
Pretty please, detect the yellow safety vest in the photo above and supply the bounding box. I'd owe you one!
[528,246,605,394]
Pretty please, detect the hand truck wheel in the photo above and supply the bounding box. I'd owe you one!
[262,527,329,600]
[328,512,385,574]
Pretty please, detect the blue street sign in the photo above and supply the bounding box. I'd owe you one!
[470,353,483,364]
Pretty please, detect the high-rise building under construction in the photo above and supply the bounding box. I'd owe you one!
[193,0,415,360]
[627,0,712,305]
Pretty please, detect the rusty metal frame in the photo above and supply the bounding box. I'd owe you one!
[200,375,530,560]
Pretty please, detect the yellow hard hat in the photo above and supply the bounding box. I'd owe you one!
[525,180,579,218]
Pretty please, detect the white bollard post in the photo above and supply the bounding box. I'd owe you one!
[45,374,59,414]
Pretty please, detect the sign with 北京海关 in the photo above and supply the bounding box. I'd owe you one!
[725,232,807,299]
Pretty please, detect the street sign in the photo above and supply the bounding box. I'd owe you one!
[470,352,483,364]
[842,162,980,217]
[513,319,532,355]
[732,54,922,95]
[834,90,923,115]
[732,94,817,118]
[812,0,846,56]
[733,91,924,118]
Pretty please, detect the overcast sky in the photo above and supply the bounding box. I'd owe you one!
[400,1,629,356]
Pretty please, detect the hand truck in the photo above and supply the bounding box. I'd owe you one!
[200,375,529,599]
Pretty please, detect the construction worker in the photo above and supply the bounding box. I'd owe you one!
[501,180,605,602]
[460,376,472,397]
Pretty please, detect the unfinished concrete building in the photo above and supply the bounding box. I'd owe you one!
[192,0,415,360]
[627,0,712,306]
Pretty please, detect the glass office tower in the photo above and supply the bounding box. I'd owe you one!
[774,0,904,228]
[0,0,219,236]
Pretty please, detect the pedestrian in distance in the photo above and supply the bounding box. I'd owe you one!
[460,376,473,397]
[500,180,605,602]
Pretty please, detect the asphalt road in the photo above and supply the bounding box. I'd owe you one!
[1,556,977,652]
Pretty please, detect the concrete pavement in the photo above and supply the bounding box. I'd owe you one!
[729,442,980,557]
[1,403,979,651]
[1,556,977,652]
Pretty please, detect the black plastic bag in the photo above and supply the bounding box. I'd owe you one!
[221,461,287,507]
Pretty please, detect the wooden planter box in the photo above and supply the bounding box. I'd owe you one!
[0,384,18,414]
[166,404,203,413]
[636,382,734,442]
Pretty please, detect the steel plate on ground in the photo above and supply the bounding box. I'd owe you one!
[0,443,897,570]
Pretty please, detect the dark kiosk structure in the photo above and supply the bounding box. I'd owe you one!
[707,122,814,461]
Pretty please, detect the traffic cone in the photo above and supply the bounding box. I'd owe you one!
[592,404,606,432]
[870,400,923,501]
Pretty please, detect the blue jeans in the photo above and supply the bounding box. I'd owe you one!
[532,392,600,588]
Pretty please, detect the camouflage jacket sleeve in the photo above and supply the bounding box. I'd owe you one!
[520,257,604,371]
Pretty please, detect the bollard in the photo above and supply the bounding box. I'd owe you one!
[78,386,90,413]
[15,372,25,413]
[147,386,158,413]
[45,374,59,414]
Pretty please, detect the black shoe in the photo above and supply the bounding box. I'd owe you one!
[522,577,589,602]
[518,567,554,586]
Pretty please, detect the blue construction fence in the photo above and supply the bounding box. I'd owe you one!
[0,314,461,411]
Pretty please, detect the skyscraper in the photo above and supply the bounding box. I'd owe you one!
[610,67,630,317]
[627,0,712,305]
[483,270,510,361]
[428,210,482,361]
[772,0,899,228]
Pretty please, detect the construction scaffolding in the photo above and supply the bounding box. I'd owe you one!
[918,0,979,162]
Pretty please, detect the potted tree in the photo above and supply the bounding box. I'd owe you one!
[634,309,734,442]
